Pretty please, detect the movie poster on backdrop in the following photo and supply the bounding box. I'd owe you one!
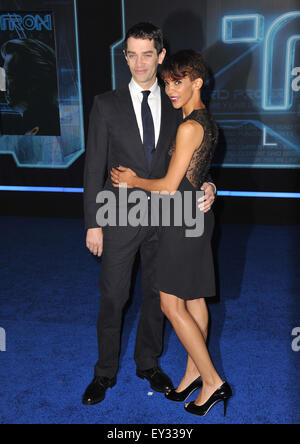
[0,11,60,136]
[0,0,84,169]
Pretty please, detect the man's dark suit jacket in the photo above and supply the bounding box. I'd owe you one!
[84,84,180,229]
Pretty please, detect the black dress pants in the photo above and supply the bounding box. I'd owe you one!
[94,224,165,378]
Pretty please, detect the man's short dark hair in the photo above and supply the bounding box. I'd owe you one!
[124,22,164,55]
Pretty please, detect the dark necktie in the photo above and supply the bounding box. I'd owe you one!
[141,90,155,168]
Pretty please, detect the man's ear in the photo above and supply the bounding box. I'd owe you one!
[123,49,128,63]
[158,48,167,65]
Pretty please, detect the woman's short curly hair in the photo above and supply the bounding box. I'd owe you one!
[160,49,209,84]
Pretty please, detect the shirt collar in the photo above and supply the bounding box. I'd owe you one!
[129,78,160,99]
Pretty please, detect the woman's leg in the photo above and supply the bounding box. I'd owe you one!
[175,298,209,392]
[160,291,223,405]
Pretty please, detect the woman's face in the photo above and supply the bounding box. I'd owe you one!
[163,75,196,109]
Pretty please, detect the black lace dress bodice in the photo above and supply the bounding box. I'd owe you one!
[168,108,218,190]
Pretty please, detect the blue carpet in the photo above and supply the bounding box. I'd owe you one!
[0,216,299,424]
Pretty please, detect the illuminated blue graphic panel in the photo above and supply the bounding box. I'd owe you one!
[262,11,300,110]
[222,15,264,43]
[111,0,300,169]
[0,0,84,169]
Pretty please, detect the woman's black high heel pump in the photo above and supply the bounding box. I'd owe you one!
[165,377,202,402]
[184,382,232,417]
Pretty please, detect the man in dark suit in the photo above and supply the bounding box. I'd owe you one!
[82,23,216,406]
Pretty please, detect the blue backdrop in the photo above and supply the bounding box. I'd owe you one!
[111,0,300,169]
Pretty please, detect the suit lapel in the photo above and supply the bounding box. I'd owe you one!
[115,87,149,170]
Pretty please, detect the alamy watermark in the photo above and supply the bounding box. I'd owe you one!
[96,187,205,238]
[292,67,300,92]
[0,327,6,352]
[0,67,5,92]
[291,327,300,352]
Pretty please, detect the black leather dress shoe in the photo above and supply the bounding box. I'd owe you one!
[136,367,174,393]
[82,376,116,406]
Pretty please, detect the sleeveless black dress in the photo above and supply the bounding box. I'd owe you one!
[155,108,218,300]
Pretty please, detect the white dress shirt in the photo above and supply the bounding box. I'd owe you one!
[129,78,161,148]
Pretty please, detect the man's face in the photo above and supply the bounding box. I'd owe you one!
[124,37,166,88]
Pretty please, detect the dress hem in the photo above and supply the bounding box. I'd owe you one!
[154,285,216,301]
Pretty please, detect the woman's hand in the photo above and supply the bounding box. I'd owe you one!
[111,166,137,188]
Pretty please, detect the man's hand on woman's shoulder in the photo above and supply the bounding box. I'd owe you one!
[198,182,216,213]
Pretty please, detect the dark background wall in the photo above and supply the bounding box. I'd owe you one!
[0,0,299,225]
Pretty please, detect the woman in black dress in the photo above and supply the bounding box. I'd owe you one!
[111,50,232,417]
